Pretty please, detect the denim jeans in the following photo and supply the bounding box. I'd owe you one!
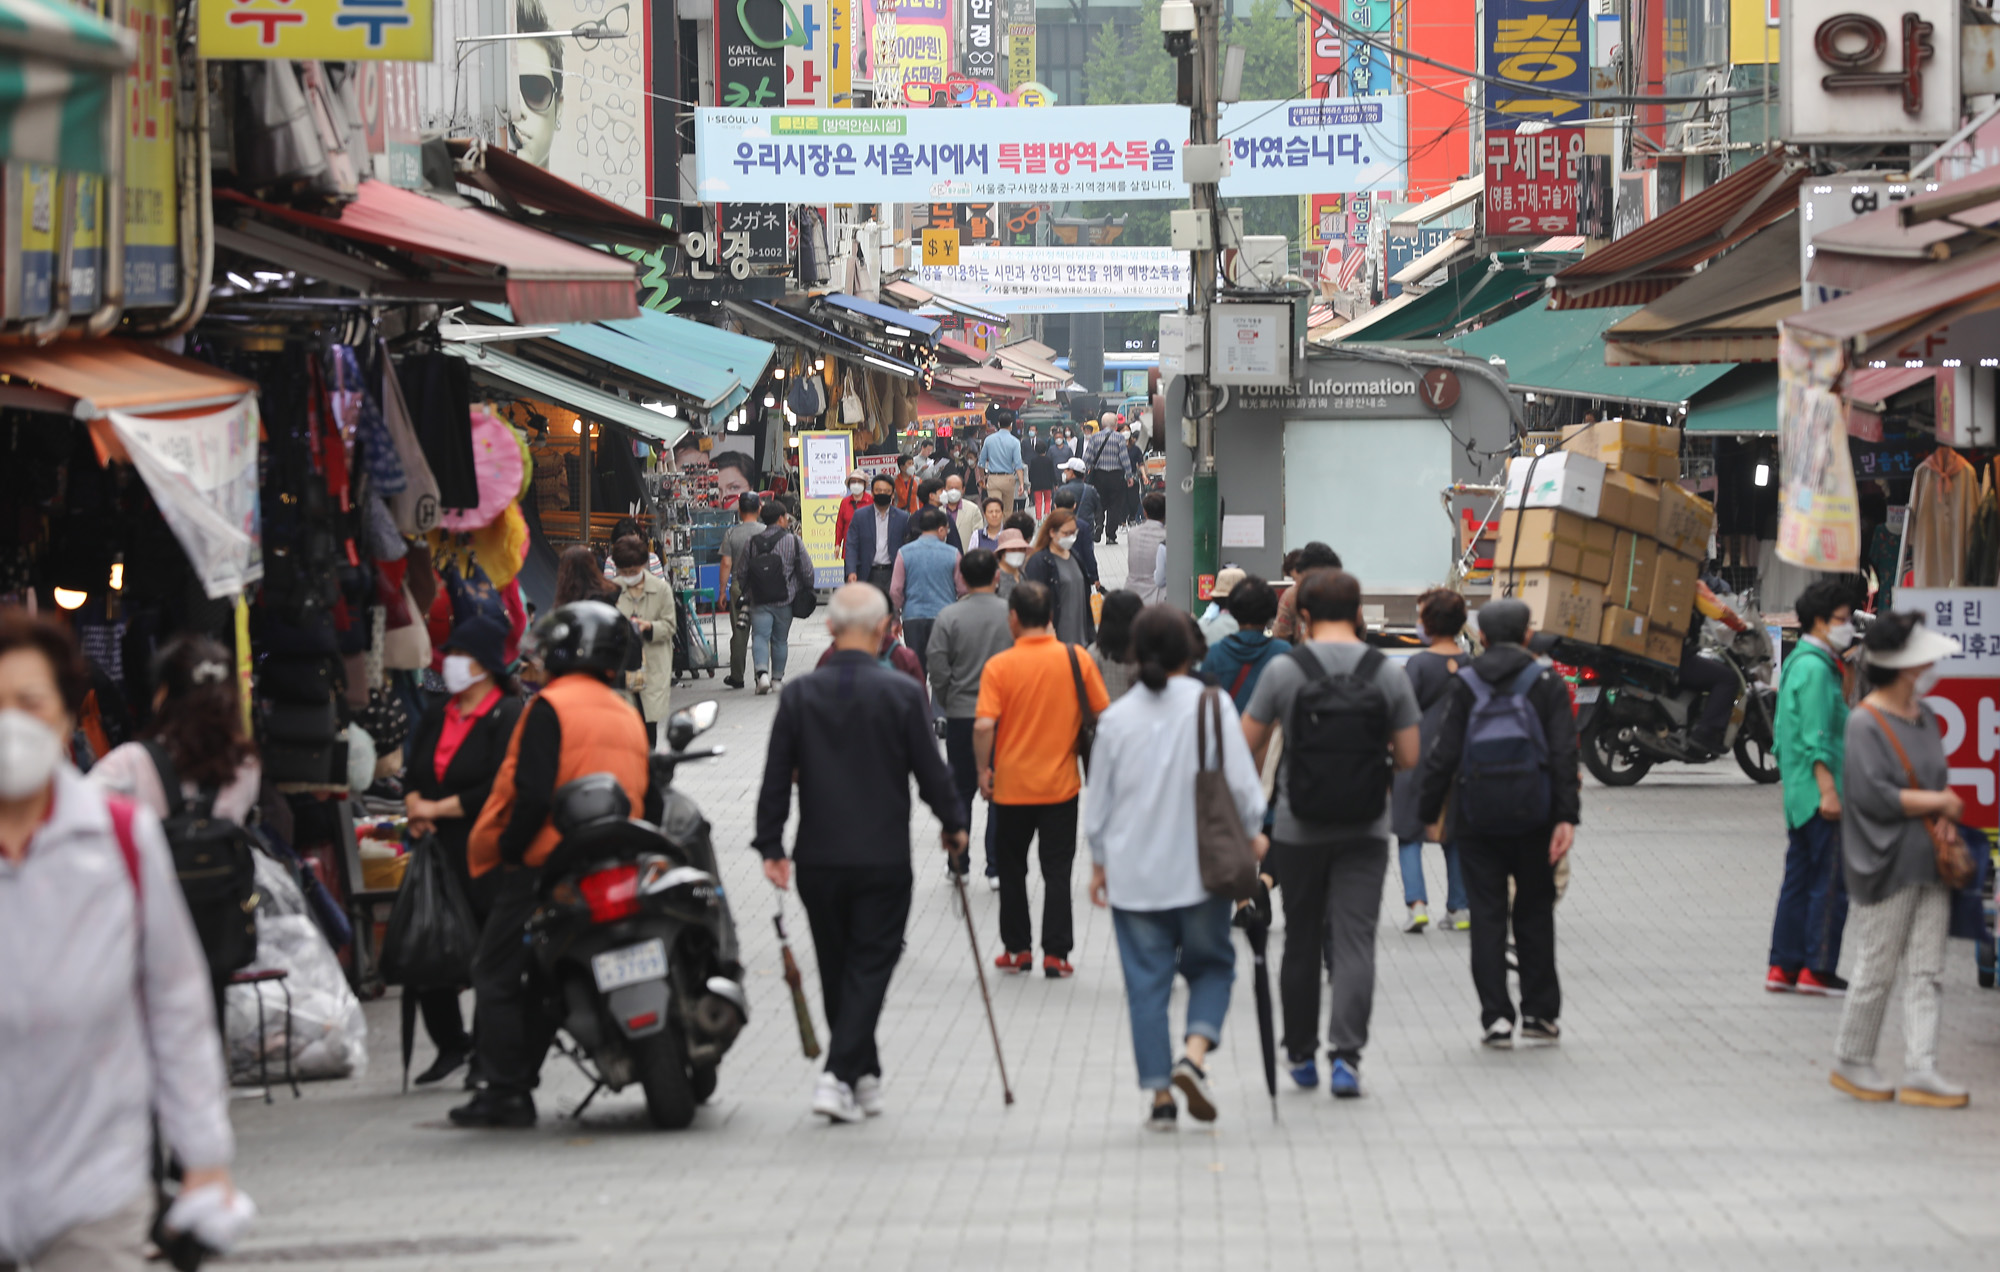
[1398,837,1467,911]
[1769,813,1849,975]
[1110,897,1237,1091]
[751,601,795,677]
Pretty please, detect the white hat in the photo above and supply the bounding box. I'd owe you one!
[1061,456,1087,472]
[1212,567,1247,598]
[1865,623,1960,669]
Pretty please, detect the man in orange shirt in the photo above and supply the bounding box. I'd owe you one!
[974,581,1110,978]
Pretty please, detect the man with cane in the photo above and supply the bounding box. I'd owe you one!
[755,583,969,1123]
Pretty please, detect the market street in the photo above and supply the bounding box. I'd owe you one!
[223,573,2000,1272]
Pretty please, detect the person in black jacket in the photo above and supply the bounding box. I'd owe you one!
[754,583,968,1124]
[401,617,524,1086]
[1418,598,1580,1049]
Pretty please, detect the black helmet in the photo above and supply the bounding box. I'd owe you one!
[528,600,631,677]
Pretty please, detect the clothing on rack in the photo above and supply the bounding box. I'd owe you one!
[1965,468,1999,588]
[1905,446,1979,588]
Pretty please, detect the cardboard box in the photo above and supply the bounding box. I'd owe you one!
[1505,570,1606,641]
[1599,605,1650,657]
[1595,470,1661,536]
[1643,628,1683,666]
[1561,418,1682,481]
[1605,531,1659,611]
[1494,509,1617,584]
[1655,480,1716,558]
[1648,550,1699,635]
[1503,452,1604,518]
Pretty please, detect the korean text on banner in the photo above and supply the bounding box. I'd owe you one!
[917,245,1191,313]
[1900,588,2000,828]
[1484,126,1584,236]
[109,399,264,599]
[126,0,179,308]
[1484,0,1587,126]
[197,0,432,60]
[1775,328,1860,571]
[798,430,853,587]
[694,97,1408,203]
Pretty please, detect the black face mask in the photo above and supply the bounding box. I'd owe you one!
[873,491,893,508]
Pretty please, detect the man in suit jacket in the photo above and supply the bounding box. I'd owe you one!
[845,473,911,598]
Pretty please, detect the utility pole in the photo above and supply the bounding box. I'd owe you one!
[1172,0,1222,604]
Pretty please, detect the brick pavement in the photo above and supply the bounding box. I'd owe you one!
[224,547,2000,1270]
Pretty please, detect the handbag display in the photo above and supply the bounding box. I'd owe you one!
[1863,703,1975,889]
[1065,644,1097,778]
[1195,686,1260,900]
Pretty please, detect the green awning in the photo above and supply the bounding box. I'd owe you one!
[440,341,691,450]
[1684,364,1777,433]
[0,0,133,173]
[1336,260,1566,343]
[1447,302,1737,407]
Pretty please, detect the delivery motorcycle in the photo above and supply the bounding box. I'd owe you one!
[526,701,746,1129]
[1559,626,1779,787]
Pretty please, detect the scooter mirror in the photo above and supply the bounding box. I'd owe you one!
[667,701,720,751]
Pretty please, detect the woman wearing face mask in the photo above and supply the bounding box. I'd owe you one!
[399,618,524,1085]
[992,527,1030,600]
[835,469,871,553]
[893,454,923,514]
[0,615,245,1268]
[610,534,677,745]
[1022,507,1096,646]
[1828,611,1969,1108]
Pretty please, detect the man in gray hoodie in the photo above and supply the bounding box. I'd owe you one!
[928,548,1014,885]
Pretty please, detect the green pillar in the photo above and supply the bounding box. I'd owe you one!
[1190,469,1218,610]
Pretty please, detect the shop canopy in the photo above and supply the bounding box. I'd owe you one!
[936,334,991,366]
[1391,177,1483,230]
[1783,240,2000,358]
[1603,217,1800,365]
[0,338,253,425]
[1390,233,1474,289]
[992,342,1072,384]
[1448,302,1737,407]
[1548,152,1806,309]
[0,0,132,173]
[884,280,1008,326]
[1332,248,1578,344]
[1805,165,2000,297]
[814,293,942,347]
[218,181,638,325]
[935,364,1032,403]
[440,341,691,450]
[1682,365,1778,434]
[447,138,677,250]
[724,300,922,378]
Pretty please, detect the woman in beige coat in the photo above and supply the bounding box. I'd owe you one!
[609,534,677,746]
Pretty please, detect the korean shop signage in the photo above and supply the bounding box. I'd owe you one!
[1484,0,1587,126]
[1780,0,1958,143]
[198,0,433,60]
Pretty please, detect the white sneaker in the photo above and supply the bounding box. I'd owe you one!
[811,1072,864,1123]
[1482,1019,1514,1049]
[986,876,1001,892]
[1403,903,1429,933]
[853,1074,884,1117]
[755,672,772,696]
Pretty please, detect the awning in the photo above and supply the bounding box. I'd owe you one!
[1684,365,1778,433]
[1449,303,1736,406]
[1334,249,1578,344]
[914,392,982,433]
[218,181,638,324]
[1846,364,1941,410]
[0,338,254,426]
[1549,152,1806,309]
[447,138,677,250]
[1604,217,1801,365]
[1390,233,1474,289]
[440,341,691,450]
[935,364,1031,403]
[992,343,1073,384]
[814,293,942,347]
[936,334,991,366]
[0,0,132,173]
[884,279,1008,325]
[1805,166,2000,297]
[725,300,922,378]
[1391,177,1483,229]
[1783,241,2000,357]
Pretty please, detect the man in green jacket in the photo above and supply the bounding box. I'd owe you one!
[1766,579,1857,996]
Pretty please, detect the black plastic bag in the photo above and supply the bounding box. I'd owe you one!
[378,836,479,989]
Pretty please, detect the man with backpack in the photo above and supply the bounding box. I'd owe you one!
[745,499,817,695]
[1418,598,1580,1049]
[1241,570,1420,1098]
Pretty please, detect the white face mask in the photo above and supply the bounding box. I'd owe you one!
[0,709,62,799]
[1915,665,1943,695]
[441,655,488,695]
[1057,534,1077,551]
[1003,551,1026,568]
[616,571,645,588]
[1826,621,1856,650]
[943,489,962,505]
[849,482,865,496]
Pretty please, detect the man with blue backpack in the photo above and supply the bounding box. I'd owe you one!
[1419,598,1580,1048]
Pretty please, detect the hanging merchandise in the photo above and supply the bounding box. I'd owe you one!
[377,340,442,535]
[430,503,529,590]
[841,371,865,425]
[1907,446,1980,587]
[437,406,526,532]
[380,582,433,670]
[107,399,264,600]
[788,369,828,418]
[395,353,481,510]
[329,346,406,496]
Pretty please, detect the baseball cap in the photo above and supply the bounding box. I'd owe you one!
[1212,567,1247,599]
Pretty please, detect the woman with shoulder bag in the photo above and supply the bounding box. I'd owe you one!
[400,618,523,1086]
[1086,607,1267,1131]
[1829,611,1972,1108]
[610,535,676,743]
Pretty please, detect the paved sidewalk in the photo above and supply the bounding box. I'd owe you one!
[224,556,2000,1271]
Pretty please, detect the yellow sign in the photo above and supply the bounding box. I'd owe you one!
[923,227,960,266]
[198,0,434,62]
[126,0,178,308]
[797,431,853,586]
[1728,0,1778,65]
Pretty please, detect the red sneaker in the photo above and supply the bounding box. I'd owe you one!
[994,950,1032,973]
[1043,956,1074,979]
[1796,969,1847,997]
[1764,965,1796,993]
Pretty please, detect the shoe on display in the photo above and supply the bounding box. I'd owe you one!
[1403,903,1429,933]
[1482,1020,1515,1049]
[811,1072,864,1124]
[1796,969,1847,997]
[1521,1017,1561,1043]
[1897,1069,1970,1108]
[1328,1058,1362,1099]
[447,1089,537,1128]
[1765,965,1796,993]
[1288,1056,1319,1089]
[1171,1057,1217,1123]
[1828,1060,1895,1103]
[853,1074,885,1118]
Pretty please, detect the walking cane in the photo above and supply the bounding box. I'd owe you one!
[950,850,1015,1106]
[773,900,821,1060]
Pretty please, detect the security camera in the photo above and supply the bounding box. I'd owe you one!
[1161,0,1194,55]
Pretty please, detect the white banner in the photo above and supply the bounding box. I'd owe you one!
[109,399,264,599]
[917,246,1192,314]
[695,97,1409,203]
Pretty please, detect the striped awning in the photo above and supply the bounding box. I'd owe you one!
[0,0,134,173]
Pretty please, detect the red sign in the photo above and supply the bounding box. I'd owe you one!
[1924,678,1999,830]
[1483,126,1586,236]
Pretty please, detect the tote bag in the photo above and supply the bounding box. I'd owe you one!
[1195,687,1260,900]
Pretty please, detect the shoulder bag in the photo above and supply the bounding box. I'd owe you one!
[1195,686,1260,900]
[1065,643,1098,777]
[1862,702,1974,889]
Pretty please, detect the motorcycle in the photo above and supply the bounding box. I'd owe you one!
[1560,627,1779,787]
[525,701,746,1129]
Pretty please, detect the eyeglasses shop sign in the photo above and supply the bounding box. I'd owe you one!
[1779,0,1959,143]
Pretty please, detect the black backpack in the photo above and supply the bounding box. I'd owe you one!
[1284,646,1393,825]
[745,527,791,605]
[143,742,260,977]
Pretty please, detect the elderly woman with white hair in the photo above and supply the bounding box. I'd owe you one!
[753,583,969,1124]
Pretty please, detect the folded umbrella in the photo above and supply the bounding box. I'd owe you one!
[1234,881,1277,1121]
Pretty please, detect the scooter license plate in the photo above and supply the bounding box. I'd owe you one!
[1573,686,1600,704]
[591,939,667,992]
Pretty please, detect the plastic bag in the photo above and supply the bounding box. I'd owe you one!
[378,835,479,990]
[224,854,368,1083]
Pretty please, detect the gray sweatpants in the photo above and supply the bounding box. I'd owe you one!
[1834,882,1950,1072]
[1277,835,1390,1061]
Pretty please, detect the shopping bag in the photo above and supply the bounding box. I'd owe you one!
[1195,687,1260,901]
[377,835,479,990]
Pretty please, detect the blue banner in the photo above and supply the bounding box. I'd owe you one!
[1483,0,1588,127]
[1344,0,1395,98]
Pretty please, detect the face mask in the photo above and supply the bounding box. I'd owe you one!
[1827,621,1856,650]
[942,489,961,505]
[1004,551,1026,568]
[1057,534,1077,551]
[873,492,893,508]
[849,482,864,496]
[616,571,645,587]
[1915,665,1943,695]
[0,709,62,799]
[441,655,487,695]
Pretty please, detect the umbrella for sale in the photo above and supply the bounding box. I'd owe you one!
[438,405,526,532]
[1234,881,1277,1121]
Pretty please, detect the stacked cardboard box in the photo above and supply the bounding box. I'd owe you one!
[1494,420,1712,664]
